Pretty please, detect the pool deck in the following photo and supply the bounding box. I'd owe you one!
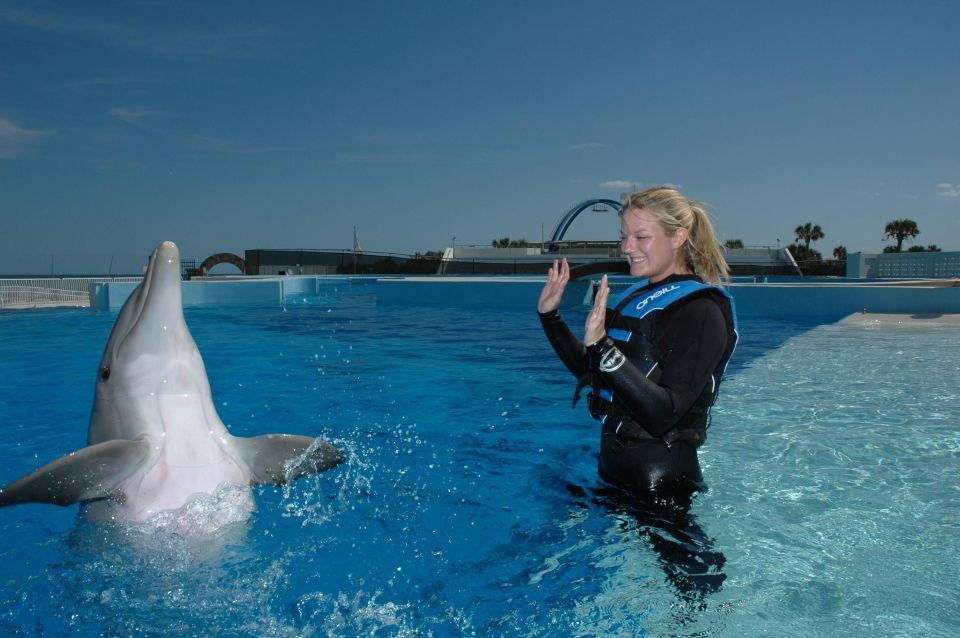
[837,312,960,328]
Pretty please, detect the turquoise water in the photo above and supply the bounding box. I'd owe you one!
[0,282,958,636]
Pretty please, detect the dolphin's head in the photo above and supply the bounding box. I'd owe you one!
[89,241,213,444]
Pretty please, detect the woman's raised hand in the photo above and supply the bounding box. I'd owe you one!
[537,258,570,314]
[584,274,609,346]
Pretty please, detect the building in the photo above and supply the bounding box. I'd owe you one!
[847,251,960,278]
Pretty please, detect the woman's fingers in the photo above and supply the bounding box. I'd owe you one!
[537,259,566,314]
[584,275,608,345]
[597,274,609,305]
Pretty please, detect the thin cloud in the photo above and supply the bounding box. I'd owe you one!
[0,5,275,60]
[570,142,606,150]
[109,107,164,124]
[141,25,277,60]
[937,183,960,198]
[334,151,437,165]
[191,135,288,155]
[66,76,148,90]
[600,180,638,190]
[0,115,51,158]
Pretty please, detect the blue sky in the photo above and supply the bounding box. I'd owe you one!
[1,0,958,274]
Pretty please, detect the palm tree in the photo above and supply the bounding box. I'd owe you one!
[883,219,920,252]
[794,223,825,249]
[832,245,847,262]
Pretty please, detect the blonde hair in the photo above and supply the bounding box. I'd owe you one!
[619,186,730,285]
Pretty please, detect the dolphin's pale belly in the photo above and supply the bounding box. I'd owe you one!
[118,396,252,521]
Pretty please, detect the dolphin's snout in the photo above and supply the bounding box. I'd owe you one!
[154,241,181,262]
[147,241,183,285]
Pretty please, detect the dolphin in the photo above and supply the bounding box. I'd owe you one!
[0,241,344,522]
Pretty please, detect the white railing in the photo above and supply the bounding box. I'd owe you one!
[0,277,143,309]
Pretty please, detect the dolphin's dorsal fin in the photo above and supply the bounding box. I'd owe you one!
[0,438,152,507]
[233,435,345,485]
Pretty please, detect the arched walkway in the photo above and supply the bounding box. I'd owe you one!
[549,199,621,242]
[195,252,253,276]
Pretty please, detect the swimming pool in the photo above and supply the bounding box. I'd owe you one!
[1,282,957,636]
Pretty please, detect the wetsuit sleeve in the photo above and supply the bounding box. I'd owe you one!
[538,310,589,379]
[588,296,728,436]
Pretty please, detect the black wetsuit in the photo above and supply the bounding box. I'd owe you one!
[539,274,736,498]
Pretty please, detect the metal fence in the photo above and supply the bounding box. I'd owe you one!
[0,277,143,309]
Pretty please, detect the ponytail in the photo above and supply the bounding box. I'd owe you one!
[685,200,730,286]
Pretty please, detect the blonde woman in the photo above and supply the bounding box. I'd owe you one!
[538,186,738,499]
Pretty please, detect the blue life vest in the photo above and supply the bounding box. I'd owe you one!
[592,277,739,442]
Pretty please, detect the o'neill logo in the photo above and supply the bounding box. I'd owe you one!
[635,284,680,312]
[599,347,626,372]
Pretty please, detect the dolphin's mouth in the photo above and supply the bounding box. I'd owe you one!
[107,242,179,364]
[129,247,160,326]
[111,247,157,359]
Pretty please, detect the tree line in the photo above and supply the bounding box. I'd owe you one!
[491,237,531,248]
[493,218,942,275]
[723,218,941,273]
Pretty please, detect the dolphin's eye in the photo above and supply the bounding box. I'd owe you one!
[100,366,111,382]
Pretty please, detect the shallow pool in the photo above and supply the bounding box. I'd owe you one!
[1,283,957,636]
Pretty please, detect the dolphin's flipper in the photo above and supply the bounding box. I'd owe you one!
[235,435,345,485]
[0,438,152,507]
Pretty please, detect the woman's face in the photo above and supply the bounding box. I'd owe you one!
[620,207,689,282]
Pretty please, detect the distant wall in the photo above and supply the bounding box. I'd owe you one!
[90,279,283,310]
[245,249,441,276]
[89,276,378,310]
[87,274,960,321]
[377,276,960,319]
[247,247,800,277]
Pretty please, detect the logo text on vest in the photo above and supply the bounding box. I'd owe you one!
[635,284,680,312]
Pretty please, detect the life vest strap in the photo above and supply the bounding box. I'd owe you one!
[587,394,706,447]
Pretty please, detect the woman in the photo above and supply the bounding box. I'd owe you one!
[537,186,738,498]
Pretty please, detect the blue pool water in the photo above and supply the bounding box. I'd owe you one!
[1,282,958,636]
